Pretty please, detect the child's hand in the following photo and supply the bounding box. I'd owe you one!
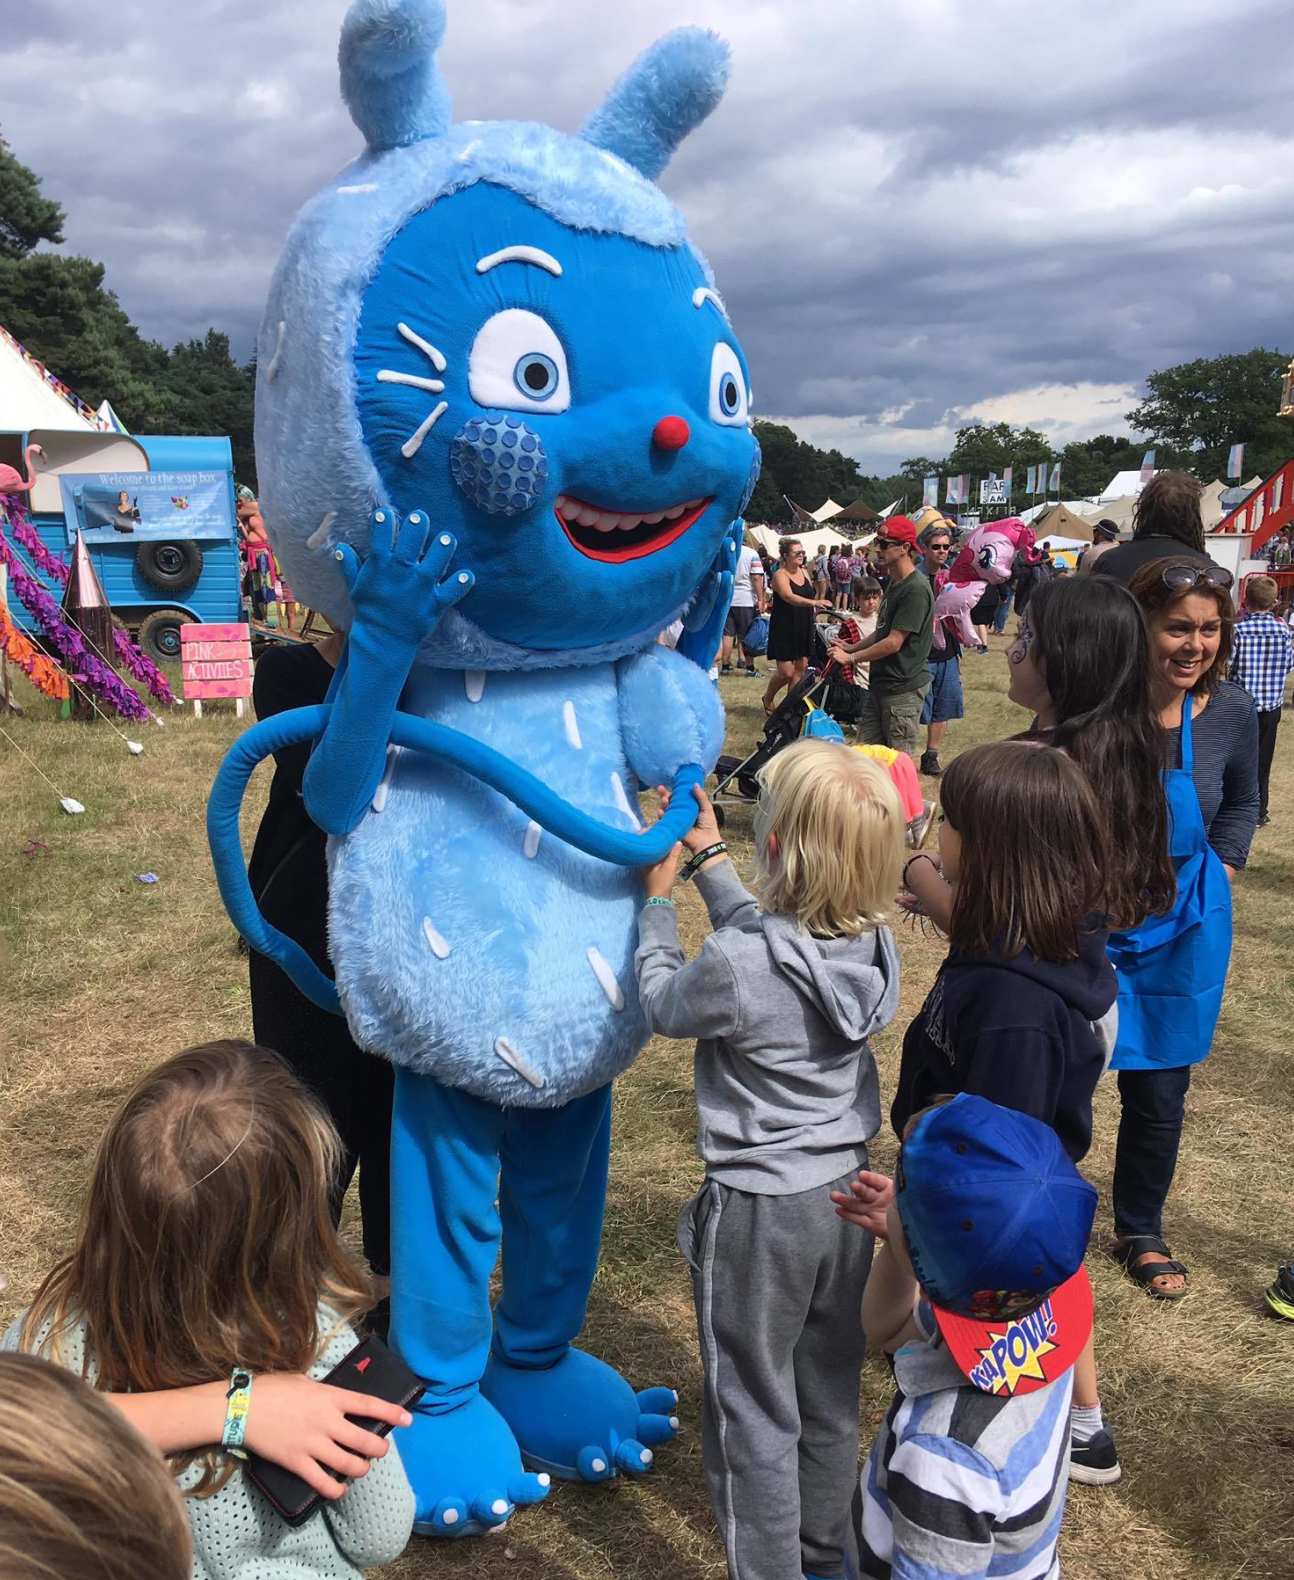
[653,783,724,856]
[242,1374,413,1498]
[640,841,684,899]
[830,1170,895,1237]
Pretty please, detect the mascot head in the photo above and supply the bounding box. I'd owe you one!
[255,0,759,661]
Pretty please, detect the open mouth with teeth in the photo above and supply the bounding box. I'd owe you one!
[555,493,712,563]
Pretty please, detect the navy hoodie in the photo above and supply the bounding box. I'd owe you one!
[891,929,1117,1162]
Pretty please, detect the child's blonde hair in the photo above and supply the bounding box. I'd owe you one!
[0,1352,192,1580]
[21,1040,373,1496]
[753,739,904,935]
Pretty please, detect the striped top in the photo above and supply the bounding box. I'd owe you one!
[855,1303,1073,1579]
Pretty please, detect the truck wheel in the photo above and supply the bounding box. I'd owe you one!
[136,540,203,592]
[137,609,188,663]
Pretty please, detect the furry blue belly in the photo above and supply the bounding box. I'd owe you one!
[326,662,648,1106]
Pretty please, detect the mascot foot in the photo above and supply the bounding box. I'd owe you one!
[482,1348,680,1483]
[401,1392,550,1538]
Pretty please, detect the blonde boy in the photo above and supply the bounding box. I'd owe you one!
[634,741,906,1580]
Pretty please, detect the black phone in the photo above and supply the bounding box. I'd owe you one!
[244,1333,424,1526]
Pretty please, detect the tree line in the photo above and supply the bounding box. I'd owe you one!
[3,136,1290,518]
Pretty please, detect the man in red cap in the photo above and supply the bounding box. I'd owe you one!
[829,517,933,761]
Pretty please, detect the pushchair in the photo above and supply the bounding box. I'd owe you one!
[711,628,934,846]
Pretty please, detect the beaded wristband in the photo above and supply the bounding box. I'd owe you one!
[222,1368,253,1455]
[643,896,675,909]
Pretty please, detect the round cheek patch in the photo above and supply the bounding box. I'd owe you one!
[449,413,549,517]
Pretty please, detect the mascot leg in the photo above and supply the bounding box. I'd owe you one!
[481,1084,680,1481]
[389,1070,550,1536]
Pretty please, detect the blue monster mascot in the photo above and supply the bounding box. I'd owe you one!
[208,0,758,1537]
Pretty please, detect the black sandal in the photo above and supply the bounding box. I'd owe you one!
[1107,1235,1190,1300]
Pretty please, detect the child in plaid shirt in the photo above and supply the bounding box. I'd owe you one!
[1230,574,1294,825]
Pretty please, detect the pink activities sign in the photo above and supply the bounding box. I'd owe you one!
[181,622,252,706]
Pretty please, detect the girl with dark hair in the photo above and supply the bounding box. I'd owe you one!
[1105,562,1258,1301]
[892,739,1116,1163]
[900,574,1180,1488]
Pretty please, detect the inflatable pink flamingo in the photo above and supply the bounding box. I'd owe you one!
[0,443,43,496]
[931,517,1038,651]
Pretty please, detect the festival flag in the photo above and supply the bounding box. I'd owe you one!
[1003,466,1013,496]
[1025,464,1036,493]
[1227,442,1244,480]
[1140,449,1155,485]
[1047,462,1061,492]
[945,474,961,505]
[923,475,939,507]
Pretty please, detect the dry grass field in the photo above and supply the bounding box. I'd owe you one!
[1,635,1291,1579]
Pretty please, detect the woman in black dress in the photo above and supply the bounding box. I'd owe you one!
[761,537,831,714]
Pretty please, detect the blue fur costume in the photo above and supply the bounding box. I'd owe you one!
[214,0,758,1536]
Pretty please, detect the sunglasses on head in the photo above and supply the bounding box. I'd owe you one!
[1161,562,1233,592]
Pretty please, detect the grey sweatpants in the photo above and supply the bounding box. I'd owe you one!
[678,1171,873,1580]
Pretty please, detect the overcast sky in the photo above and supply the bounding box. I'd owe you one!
[4,0,1293,475]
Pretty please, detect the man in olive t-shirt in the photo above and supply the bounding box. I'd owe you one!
[829,516,933,760]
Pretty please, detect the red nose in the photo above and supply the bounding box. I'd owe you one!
[652,415,690,451]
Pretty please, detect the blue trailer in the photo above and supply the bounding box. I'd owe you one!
[4,428,244,662]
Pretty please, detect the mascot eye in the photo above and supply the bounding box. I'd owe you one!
[709,343,749,426]
[977,546,995,569]
[468,310,570,414]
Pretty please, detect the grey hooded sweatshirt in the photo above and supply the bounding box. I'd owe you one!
[634,858,900,1194]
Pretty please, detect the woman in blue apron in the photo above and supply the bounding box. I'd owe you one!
[1108,562,1259,1299]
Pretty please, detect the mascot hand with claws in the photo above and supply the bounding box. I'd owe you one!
[209,0,758,1537]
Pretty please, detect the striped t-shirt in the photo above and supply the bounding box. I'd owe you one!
[855,1303,1073,1578]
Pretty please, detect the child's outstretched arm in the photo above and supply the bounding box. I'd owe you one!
[633,898,740,1042]
[832,1177,923,1352]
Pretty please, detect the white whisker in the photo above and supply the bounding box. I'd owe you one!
[401,401,449,459]
[692,287,728,318]
[378,370,445,394]
[397,322,447,372]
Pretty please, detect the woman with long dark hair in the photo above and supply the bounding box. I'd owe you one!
[1106,563,1258,1303]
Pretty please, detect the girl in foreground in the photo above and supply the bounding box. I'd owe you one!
[8,1040,414,1578]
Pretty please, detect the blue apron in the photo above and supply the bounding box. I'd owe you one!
[1108,694,1233,1071]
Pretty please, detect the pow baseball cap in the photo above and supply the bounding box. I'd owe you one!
[896,1094,1096,1396]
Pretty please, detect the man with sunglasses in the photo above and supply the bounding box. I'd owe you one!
[916,518,960,777]
[829,518,933,762]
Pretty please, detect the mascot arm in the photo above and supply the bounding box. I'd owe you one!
[615,645,724,789]
[302,508,474,835]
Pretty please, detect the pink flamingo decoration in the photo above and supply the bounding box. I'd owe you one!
[0,443,43,495]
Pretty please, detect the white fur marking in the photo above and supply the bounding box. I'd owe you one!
[455,137,483,163]
[476,245,564,278]
[691,287,728,318]
[378,369,445,394]
[586,947,625,1012]
[397,321,448,372]
[401,400,448,458]
[421,917,451,960]
[306,511,338,550]
[591,1458,607,1474]
[523,820,541,859]
[610,772,642,831]
[264,320,286,382]
[337,181,378,194]
[465,670,486,703]
[495,1037,545,1089]
[371,745,401,812]
[562,700,582,750]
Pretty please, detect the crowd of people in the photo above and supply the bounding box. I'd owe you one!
[1,473,1290,1580]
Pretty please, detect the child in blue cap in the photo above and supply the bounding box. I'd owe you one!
[833,1094,1097,1580]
